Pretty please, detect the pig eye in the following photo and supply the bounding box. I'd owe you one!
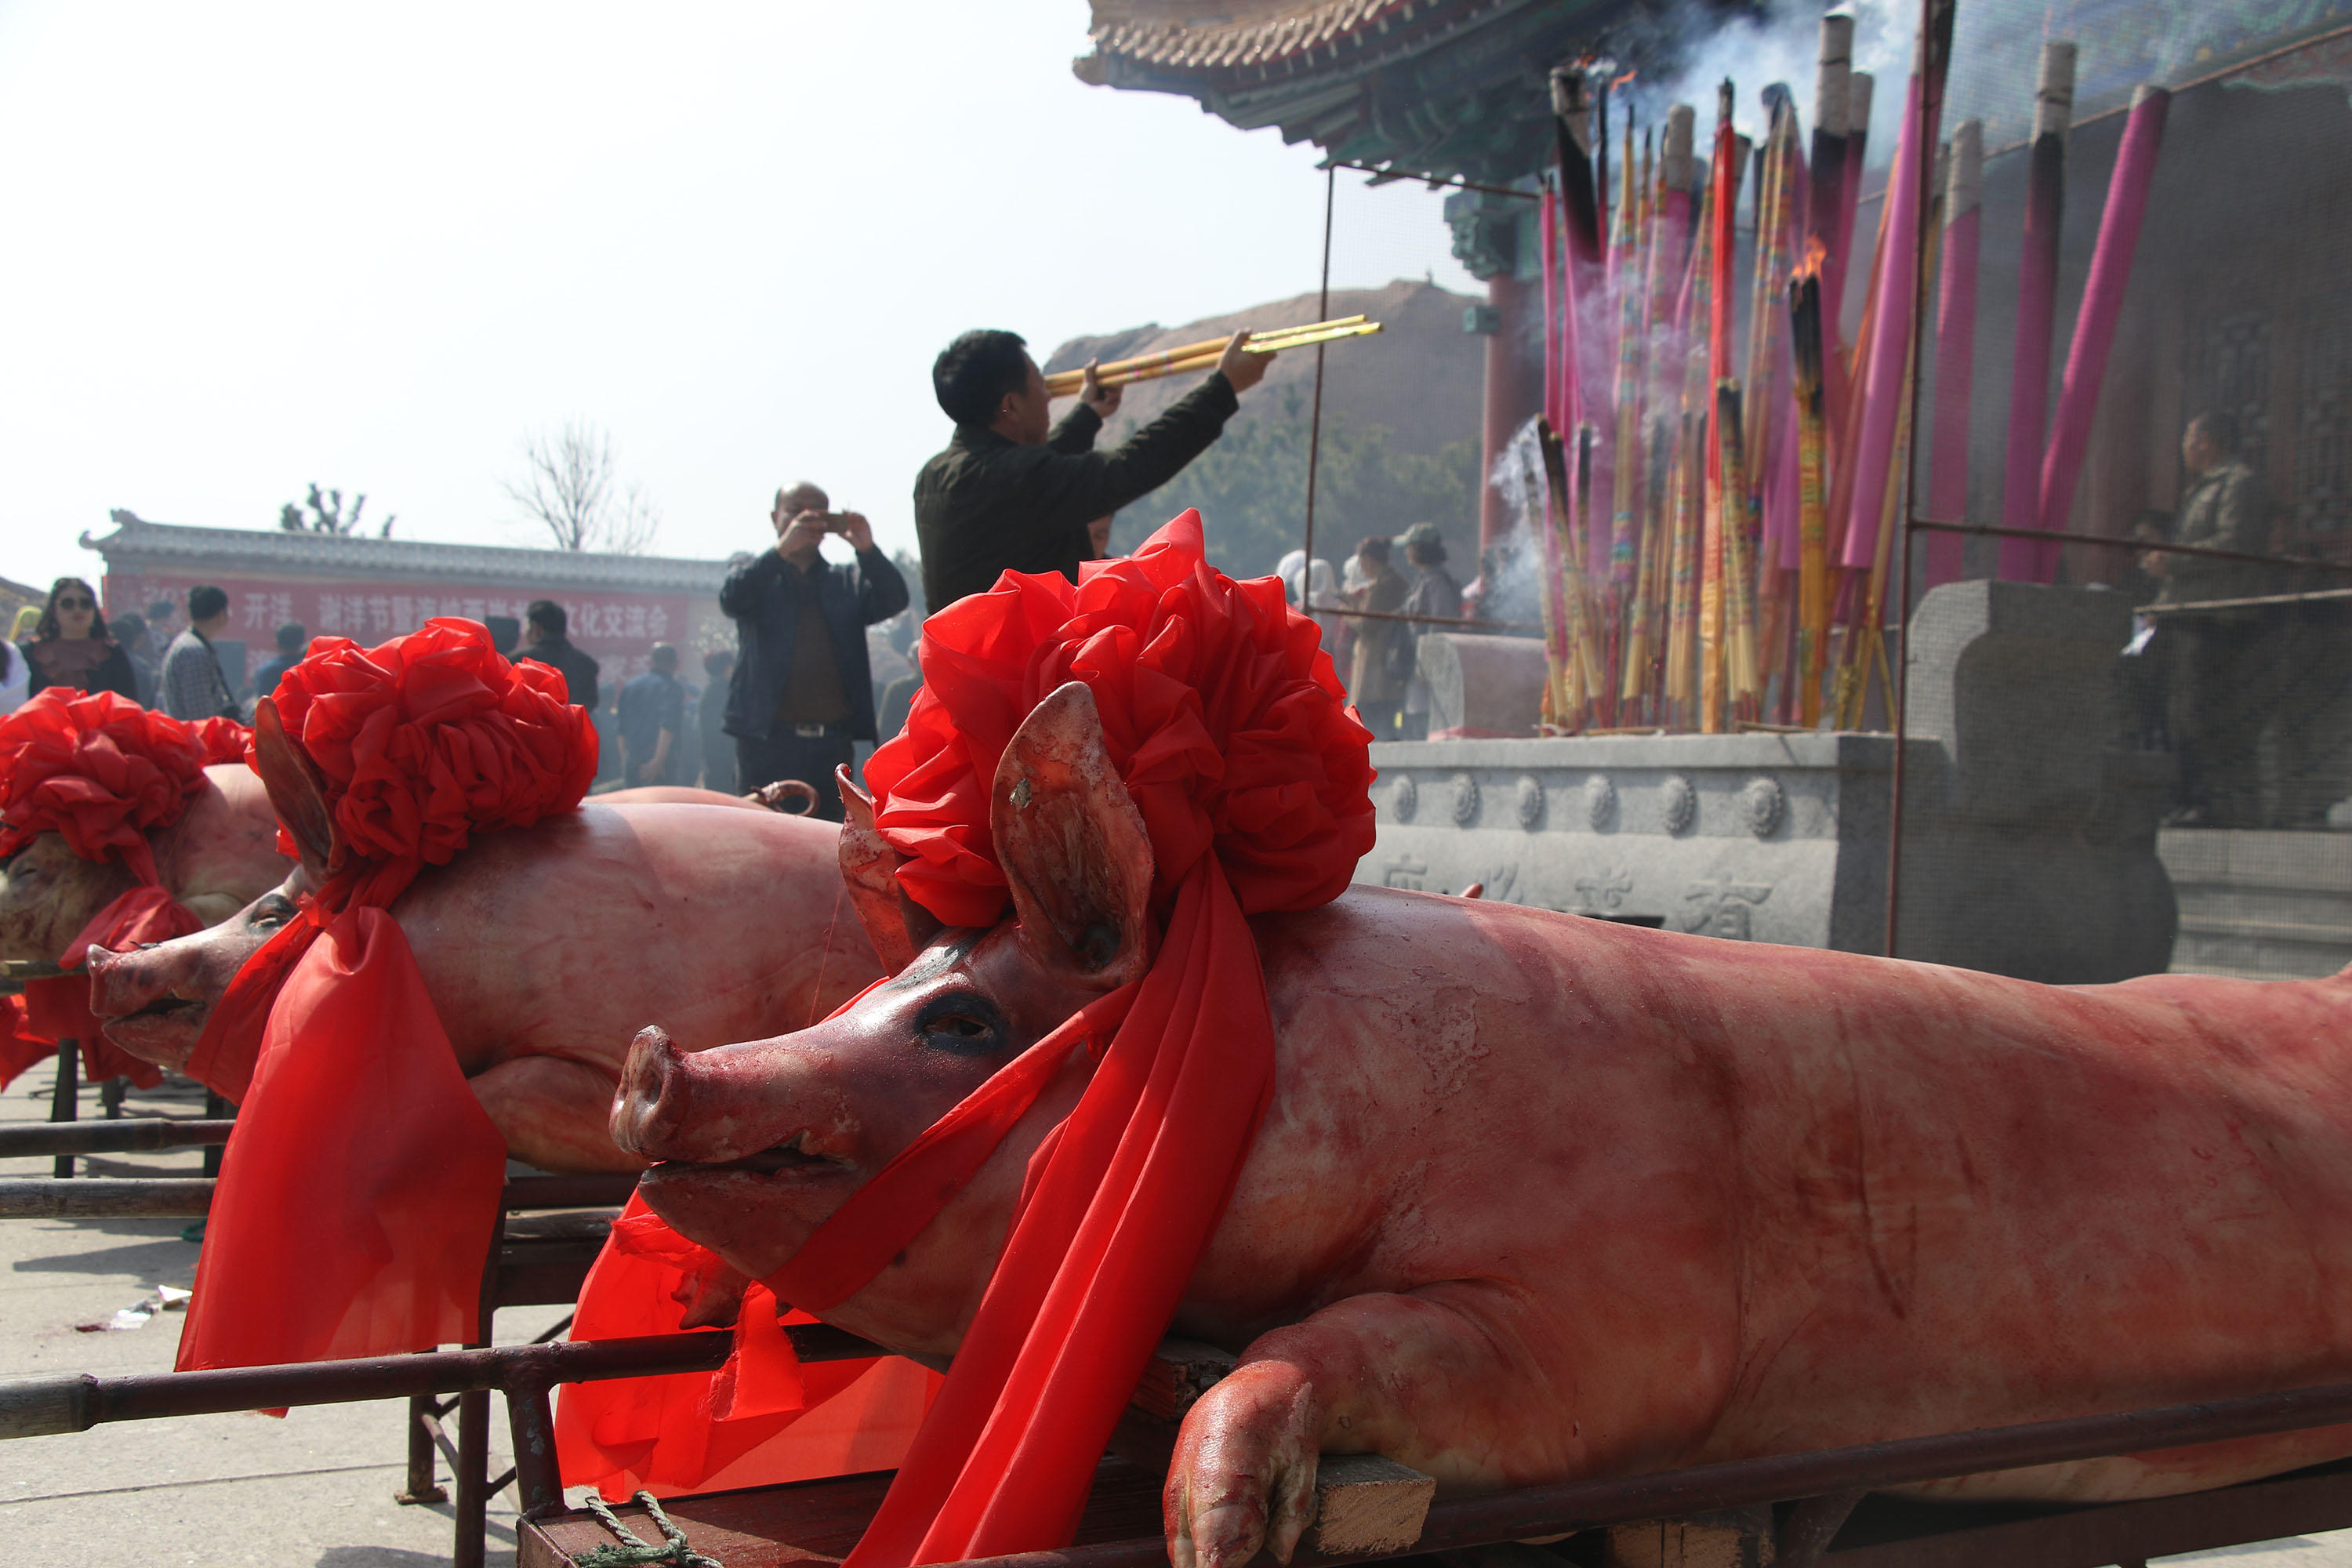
[248,894,296,931]
[914,992,1009,1057]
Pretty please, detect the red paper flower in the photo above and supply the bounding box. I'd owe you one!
[866,510,1376,928]
[0,689,251,884]
[266,618,597,872]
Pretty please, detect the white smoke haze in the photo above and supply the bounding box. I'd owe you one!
[1628,0,1913,169]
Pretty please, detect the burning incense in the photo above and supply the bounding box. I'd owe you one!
[1700,85,1741,733]
[1809,16,1854,324]
[1926,118,1984,590]
[1718,379,1762,713]
[1996,41,2077,577]
[1610,102,1647,592]
[1665,411,1702,717]
[1789,256,1831,727]
[1528,430,1576,725]
[1552,67,1604,264]
[2035,85,2171,576]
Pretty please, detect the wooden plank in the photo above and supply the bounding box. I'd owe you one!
[1822,1458,2352,1568]
[1310,1453,1436,1557]
[1130,1339,1239,1421]
[1606,1504,1775,1568]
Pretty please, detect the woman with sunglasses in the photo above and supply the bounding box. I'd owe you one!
[21,578,139,699]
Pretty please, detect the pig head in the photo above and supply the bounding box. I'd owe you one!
[616,683,1155,1354]
[0,764,289,968]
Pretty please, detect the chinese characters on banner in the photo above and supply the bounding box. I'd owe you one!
[100,573,710,695]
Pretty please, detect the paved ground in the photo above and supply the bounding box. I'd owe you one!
[6,1067,2352,1566]
[0,1069,567,1566]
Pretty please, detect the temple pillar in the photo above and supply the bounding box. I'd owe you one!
[1479,271,1544,548]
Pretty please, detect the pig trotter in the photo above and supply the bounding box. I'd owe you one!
[1167,1359,1321,1568]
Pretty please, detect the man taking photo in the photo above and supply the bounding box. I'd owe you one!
[720,481,909,818]
[913,326,1271,612]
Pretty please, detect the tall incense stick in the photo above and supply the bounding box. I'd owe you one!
[1996,41,2076,577]
[1925,118,1984,589]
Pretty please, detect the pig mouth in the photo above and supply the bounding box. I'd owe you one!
[123,993,202,1020]
[652,1132,854,1179]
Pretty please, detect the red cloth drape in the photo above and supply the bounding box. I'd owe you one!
[0,996,54,1094]
[174,619,597,1369]
[557,1194,942,1500]
[566,513,1373,1560]
[176,907,509,1369]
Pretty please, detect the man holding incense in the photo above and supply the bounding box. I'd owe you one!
[2147,410,2270,827]
[914,326,1271,610]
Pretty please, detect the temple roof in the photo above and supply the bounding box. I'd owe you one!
[1075,0,1679,185]
[83,512,731,594]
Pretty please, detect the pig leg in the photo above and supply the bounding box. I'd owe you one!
[467,1055,644,1174]
[1166,1284,1606,1568]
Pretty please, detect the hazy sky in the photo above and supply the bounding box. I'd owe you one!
[0,2,1479,591]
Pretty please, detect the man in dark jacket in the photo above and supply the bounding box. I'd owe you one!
[517,600,601,712]
[722,483,909,818]
[913,325,1272,612]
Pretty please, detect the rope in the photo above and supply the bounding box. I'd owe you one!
[575,1490,723,1568]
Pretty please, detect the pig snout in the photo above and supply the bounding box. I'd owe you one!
[87,944,209,1069]
[611,1025,858,1171]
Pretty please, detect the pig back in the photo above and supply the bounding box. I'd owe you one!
[1221,887,2352,1480]
[391,803,882,1076]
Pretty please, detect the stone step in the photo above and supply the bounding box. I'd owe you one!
[2170,916,2352,982]
[2158,828,2352,894]
[2169,883,2352,930]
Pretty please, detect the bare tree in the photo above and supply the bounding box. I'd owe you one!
[279,483,393,536]
[503,419,661,554]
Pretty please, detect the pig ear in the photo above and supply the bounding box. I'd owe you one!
[837,765,941,972]
[991,682,1154,989]
[251,699,339,881]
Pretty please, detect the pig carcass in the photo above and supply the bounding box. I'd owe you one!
[615,682,2352,1568]
[0,764,289,969]
[93,793,884,1174]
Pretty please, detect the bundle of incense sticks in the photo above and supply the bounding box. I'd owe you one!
[1041,318,1382,395]
[1530,9,2155,738]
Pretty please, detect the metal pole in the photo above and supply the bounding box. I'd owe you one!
[49,1047,78,1178]
[1301,165,1336,579]
[1887,0,1955,959]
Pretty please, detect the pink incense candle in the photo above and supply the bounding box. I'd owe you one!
[1996,42,2077,578]
[1925,118,1984,589]
[2034,85,2171,578]
[1839,67,1937,570]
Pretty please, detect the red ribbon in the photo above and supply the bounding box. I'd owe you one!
[174,619,597,1370]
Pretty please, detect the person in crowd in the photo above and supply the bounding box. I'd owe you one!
[485,615,522,659]
[1278,548,1343,655]
[720,483,909,820]
[144,599,183,647]
[111,612,159,706]
[2113,511,2173,753]
[697,649,737,792]
[619,643,685,786]
[12,605,44,647]
[1345,537,1410,741]
[2145,411,2268,826]
[515,600,601,712]
[159,585,239,720]
[1088,515,1117,560]
[1397,524,1464,741]
[250,622,307,700]
[21,578,140,700]
[0,628,29,712]
[913,326,1271,611]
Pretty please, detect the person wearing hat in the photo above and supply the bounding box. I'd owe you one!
[1397,524,1462,741]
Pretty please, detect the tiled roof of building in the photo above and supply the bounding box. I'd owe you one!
[83,512,731,594]
[1083,1,1423,73]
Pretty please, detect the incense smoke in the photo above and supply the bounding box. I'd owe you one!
[1628,0,1911,162]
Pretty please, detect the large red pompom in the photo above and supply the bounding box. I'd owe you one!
[263,617,597,872]
[866,510,1376,929]
[0,690,251,885]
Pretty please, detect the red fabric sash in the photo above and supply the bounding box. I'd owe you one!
[0,996,53,1094]
[20,886,202,1090]
[176,906,510,1370]
[557,1194,942,1499]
